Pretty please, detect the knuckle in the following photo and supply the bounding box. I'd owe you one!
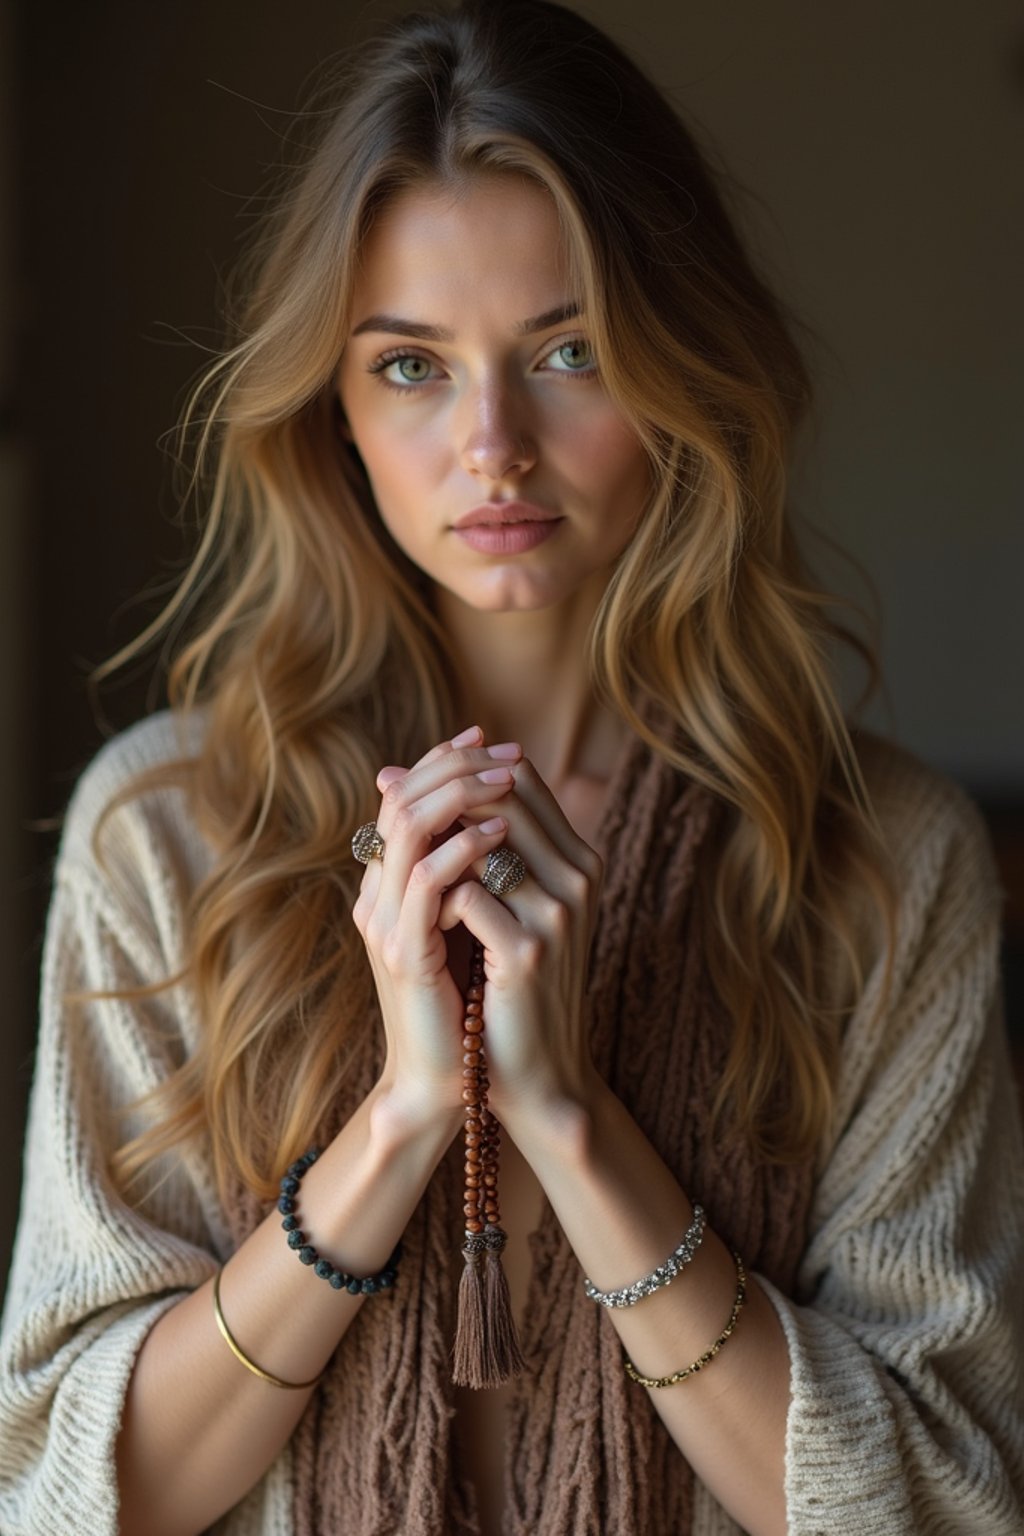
[544,897,571,937]
[364,913,389,952]
[512,757,536,787]
[564,867,591,905]
[407,857,438,892]
[379,930,405,972]
[444,776,473,808]
[391,804,419,839]
[381,779,408,813]
[517,932,546,970]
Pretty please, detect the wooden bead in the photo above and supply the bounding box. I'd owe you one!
[460,939,506,1255]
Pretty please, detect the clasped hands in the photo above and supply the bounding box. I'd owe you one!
[352,724,604,1138]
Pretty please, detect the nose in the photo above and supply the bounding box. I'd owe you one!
[458,382,537,482]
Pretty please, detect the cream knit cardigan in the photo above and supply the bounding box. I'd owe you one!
[0,711,1022,1536]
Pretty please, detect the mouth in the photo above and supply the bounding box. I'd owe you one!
[452,519,563,554]
[452,499,560,530]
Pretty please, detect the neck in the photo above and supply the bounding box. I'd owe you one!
[434,573,625,788]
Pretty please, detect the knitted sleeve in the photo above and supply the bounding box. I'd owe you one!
[0,725,291,1535]
[759,760,1024,1535]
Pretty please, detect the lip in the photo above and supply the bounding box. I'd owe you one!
[453,500,560,529]
[454,521,562,554]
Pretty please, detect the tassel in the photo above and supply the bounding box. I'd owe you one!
[452,1243,491,1388]
[483,1229,526,1379]
[452,1228,525,1387]
[451,937,526,1388]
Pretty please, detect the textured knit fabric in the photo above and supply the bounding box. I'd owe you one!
[1,708,1023,1536]
[223,716,813,1536]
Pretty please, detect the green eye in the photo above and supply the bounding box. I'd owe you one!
[558,340,591,369]
[396,356,432,382]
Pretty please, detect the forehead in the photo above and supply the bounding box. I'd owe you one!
[350,174,574,323]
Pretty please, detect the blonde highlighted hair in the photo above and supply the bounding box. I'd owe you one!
[86,0,896,1207]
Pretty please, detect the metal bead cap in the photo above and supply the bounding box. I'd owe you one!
[481,846,527,897]
[352,822,386,864]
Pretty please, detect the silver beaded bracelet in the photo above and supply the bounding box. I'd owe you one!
[582,1204,706,1308]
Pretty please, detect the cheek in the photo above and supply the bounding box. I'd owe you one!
[570,409,649,494]
[349,414,445,512]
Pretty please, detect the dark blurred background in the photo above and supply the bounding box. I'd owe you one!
[2,0,1022,1305]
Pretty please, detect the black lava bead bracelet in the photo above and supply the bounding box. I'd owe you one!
[277,1146,403,1295]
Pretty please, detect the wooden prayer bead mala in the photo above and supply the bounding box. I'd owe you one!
[451,937,525,1387]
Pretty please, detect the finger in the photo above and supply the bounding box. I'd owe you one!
[377,766,409,791]
[372,764,518,927]
[506,758,598,867]
[399,816,509,951]
[378,739,522,810]
[437,875,523,953]
[462,790,590,915]
[373,724,484,793]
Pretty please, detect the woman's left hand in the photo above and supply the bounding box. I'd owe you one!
[379,748,605,1133]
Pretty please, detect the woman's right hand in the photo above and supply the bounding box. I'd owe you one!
[351,724,521,1128]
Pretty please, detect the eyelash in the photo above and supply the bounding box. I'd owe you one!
[365,334,597,393]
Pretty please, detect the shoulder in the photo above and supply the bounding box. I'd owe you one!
[850,727,1002,945]
[822,730,1008,1155]
[55,708,214,953]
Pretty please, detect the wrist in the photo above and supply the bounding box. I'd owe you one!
[369,1074,464,1152]
[494,1062,609,1161]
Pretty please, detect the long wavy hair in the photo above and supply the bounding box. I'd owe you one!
[85,0,896,1207]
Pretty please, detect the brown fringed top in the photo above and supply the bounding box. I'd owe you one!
[225,716,816,1534]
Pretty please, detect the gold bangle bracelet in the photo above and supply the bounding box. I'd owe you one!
[623,1251,747,1389]
[212,1266,326,1391]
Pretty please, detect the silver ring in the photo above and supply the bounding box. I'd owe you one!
[481,847,527,897]
[352,822,386,864]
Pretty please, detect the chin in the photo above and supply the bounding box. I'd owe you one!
[456,576,582,612]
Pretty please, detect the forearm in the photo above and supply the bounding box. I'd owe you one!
[506,1076,790,1536]
[116,1082,461,1536]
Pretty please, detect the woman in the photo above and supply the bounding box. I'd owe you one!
[1,2,1021,1533]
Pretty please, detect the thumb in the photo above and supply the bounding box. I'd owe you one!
[376,765,410,792]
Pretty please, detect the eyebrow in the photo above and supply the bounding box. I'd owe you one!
[349,300,582,342]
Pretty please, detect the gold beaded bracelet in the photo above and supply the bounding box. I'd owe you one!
[623,1251,747,1389]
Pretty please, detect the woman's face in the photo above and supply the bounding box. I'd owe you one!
[336,174,652,613]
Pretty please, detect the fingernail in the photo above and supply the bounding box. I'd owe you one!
[376,766,408,788]
[479,817,506,833]
[451,725,482,747]
[477,766,513,784]
[486,742,521,760]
